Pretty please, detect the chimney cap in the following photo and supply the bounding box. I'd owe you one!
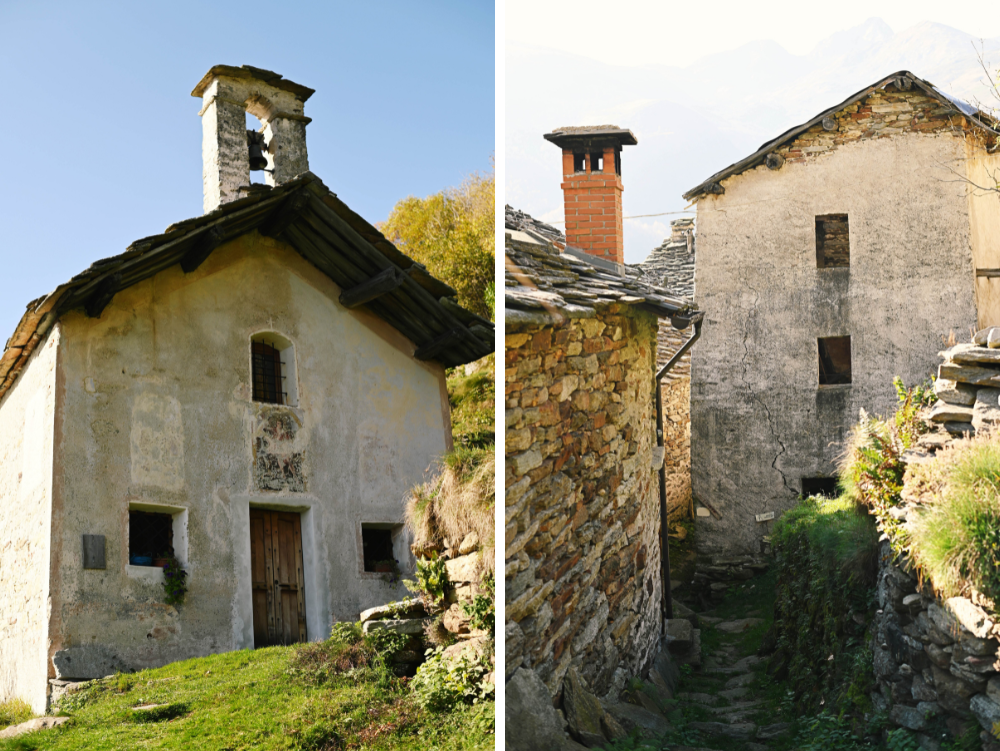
[543,125,637,149]
[191,64,315,101]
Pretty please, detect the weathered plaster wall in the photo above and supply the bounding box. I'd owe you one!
[0,327,58,712]
[692,132,976,555]
[505,307,662,701]
[49,231,449,677]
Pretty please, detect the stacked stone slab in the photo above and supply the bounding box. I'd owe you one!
[910,331,1000,457]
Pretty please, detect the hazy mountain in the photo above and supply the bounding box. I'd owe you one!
[506,18,1000,262]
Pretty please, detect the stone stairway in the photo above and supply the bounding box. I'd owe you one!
[665,611,791,751]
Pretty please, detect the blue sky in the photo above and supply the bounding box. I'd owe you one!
[0,0,494,341]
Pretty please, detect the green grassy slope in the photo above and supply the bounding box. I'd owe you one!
[1,644,492,751]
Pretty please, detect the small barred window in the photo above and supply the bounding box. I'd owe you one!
[252,339,285,405]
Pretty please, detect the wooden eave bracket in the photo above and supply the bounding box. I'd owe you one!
[260,192,310,238]
[414,328,463,361]
[85,273,123,319]
[180,226,227,273]
[339,266,407,309]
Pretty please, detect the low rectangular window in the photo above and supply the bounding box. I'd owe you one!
[573,153,586,173]
[816,214,849,268]
[801,477,838,498]
[129,510,174,566]
[818,336,852,385]
[361,524,399,573]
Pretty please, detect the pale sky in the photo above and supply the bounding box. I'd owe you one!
[506,0,1000,66]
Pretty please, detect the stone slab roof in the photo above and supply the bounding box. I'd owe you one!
[683,70,999,201]
[634,218,696,301]
[0,173,494,404]
[505,206,697,328]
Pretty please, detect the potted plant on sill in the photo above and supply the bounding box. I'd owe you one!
[162,557,188,606]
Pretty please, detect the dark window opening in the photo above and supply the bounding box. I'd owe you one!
[590,152,603,172]
[614,149,622,176]
[802,477,839,498]
[361,525,396,572]
[573,153,586,172]
[129,510,173,566]
[252,340,285,405]
[818,336,852,385]
[816,214,850,268]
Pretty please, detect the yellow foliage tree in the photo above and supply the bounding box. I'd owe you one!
[379,166,495,320]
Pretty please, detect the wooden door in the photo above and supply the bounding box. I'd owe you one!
[249,509,307,647]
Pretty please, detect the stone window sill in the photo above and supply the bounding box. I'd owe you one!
[817,383,852,390]
[126,564,165,583]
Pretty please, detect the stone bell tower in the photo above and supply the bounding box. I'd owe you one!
[191,65,315,213]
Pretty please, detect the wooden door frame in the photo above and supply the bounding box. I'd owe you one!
[232,498,323,651]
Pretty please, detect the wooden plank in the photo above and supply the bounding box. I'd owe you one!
[293,514,306,641]
[264,511,278,643]
[180,226,227,273]
[976,269,1000,278]
[339,267,406,309]
[249,510,269,647]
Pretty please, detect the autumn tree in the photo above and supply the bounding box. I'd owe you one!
[379,166,495,320]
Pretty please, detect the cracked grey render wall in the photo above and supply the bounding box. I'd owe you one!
[690,133,978,556]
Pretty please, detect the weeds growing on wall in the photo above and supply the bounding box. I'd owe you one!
[840,377,934,553]
[162,557,188,606]
[908,436,1000,602]
[770,494,879,714]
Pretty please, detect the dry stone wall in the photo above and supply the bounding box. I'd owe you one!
[873,547,1000,749]
[505,305,663,701]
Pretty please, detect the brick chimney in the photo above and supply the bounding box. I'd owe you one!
[192,65,315,213]
[544,126,637,264]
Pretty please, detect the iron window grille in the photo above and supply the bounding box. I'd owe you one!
[129,510,173,565]
[252,340,287,405]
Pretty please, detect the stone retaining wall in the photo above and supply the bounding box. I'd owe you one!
[505,304,663,701]
[873,545,1000,749]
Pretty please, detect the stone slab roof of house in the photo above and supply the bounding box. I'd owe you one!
[682,70,1000,201]
[0,173,494,404]
[504,206,697,328]
[633,217,695,301]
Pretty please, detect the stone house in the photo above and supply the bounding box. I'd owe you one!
[637,219,697,521]
[681,70,1000,556]
[504,124,701,734]
[0,65,493,712]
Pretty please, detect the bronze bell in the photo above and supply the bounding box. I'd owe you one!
[247,130,268,171]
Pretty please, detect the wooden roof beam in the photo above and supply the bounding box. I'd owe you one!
[339,267,406,309]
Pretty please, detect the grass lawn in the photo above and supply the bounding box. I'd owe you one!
[0,645,493,751]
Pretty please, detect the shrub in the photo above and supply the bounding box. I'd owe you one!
[162,557,188,606]
[461,577,495,637]
[405,556,451,607]
[771,495,878,712]
[840,378,933,552]
[908,437,1000,601]
[411,646,493,711]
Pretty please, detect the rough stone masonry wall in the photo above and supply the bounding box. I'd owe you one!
[505,305,662,701]
[691,97,976,557]
[0,327,59,714]
[639,218,697,521]
[873,546,1000,749]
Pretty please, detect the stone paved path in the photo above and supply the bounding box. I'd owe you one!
[665,610,792,751]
